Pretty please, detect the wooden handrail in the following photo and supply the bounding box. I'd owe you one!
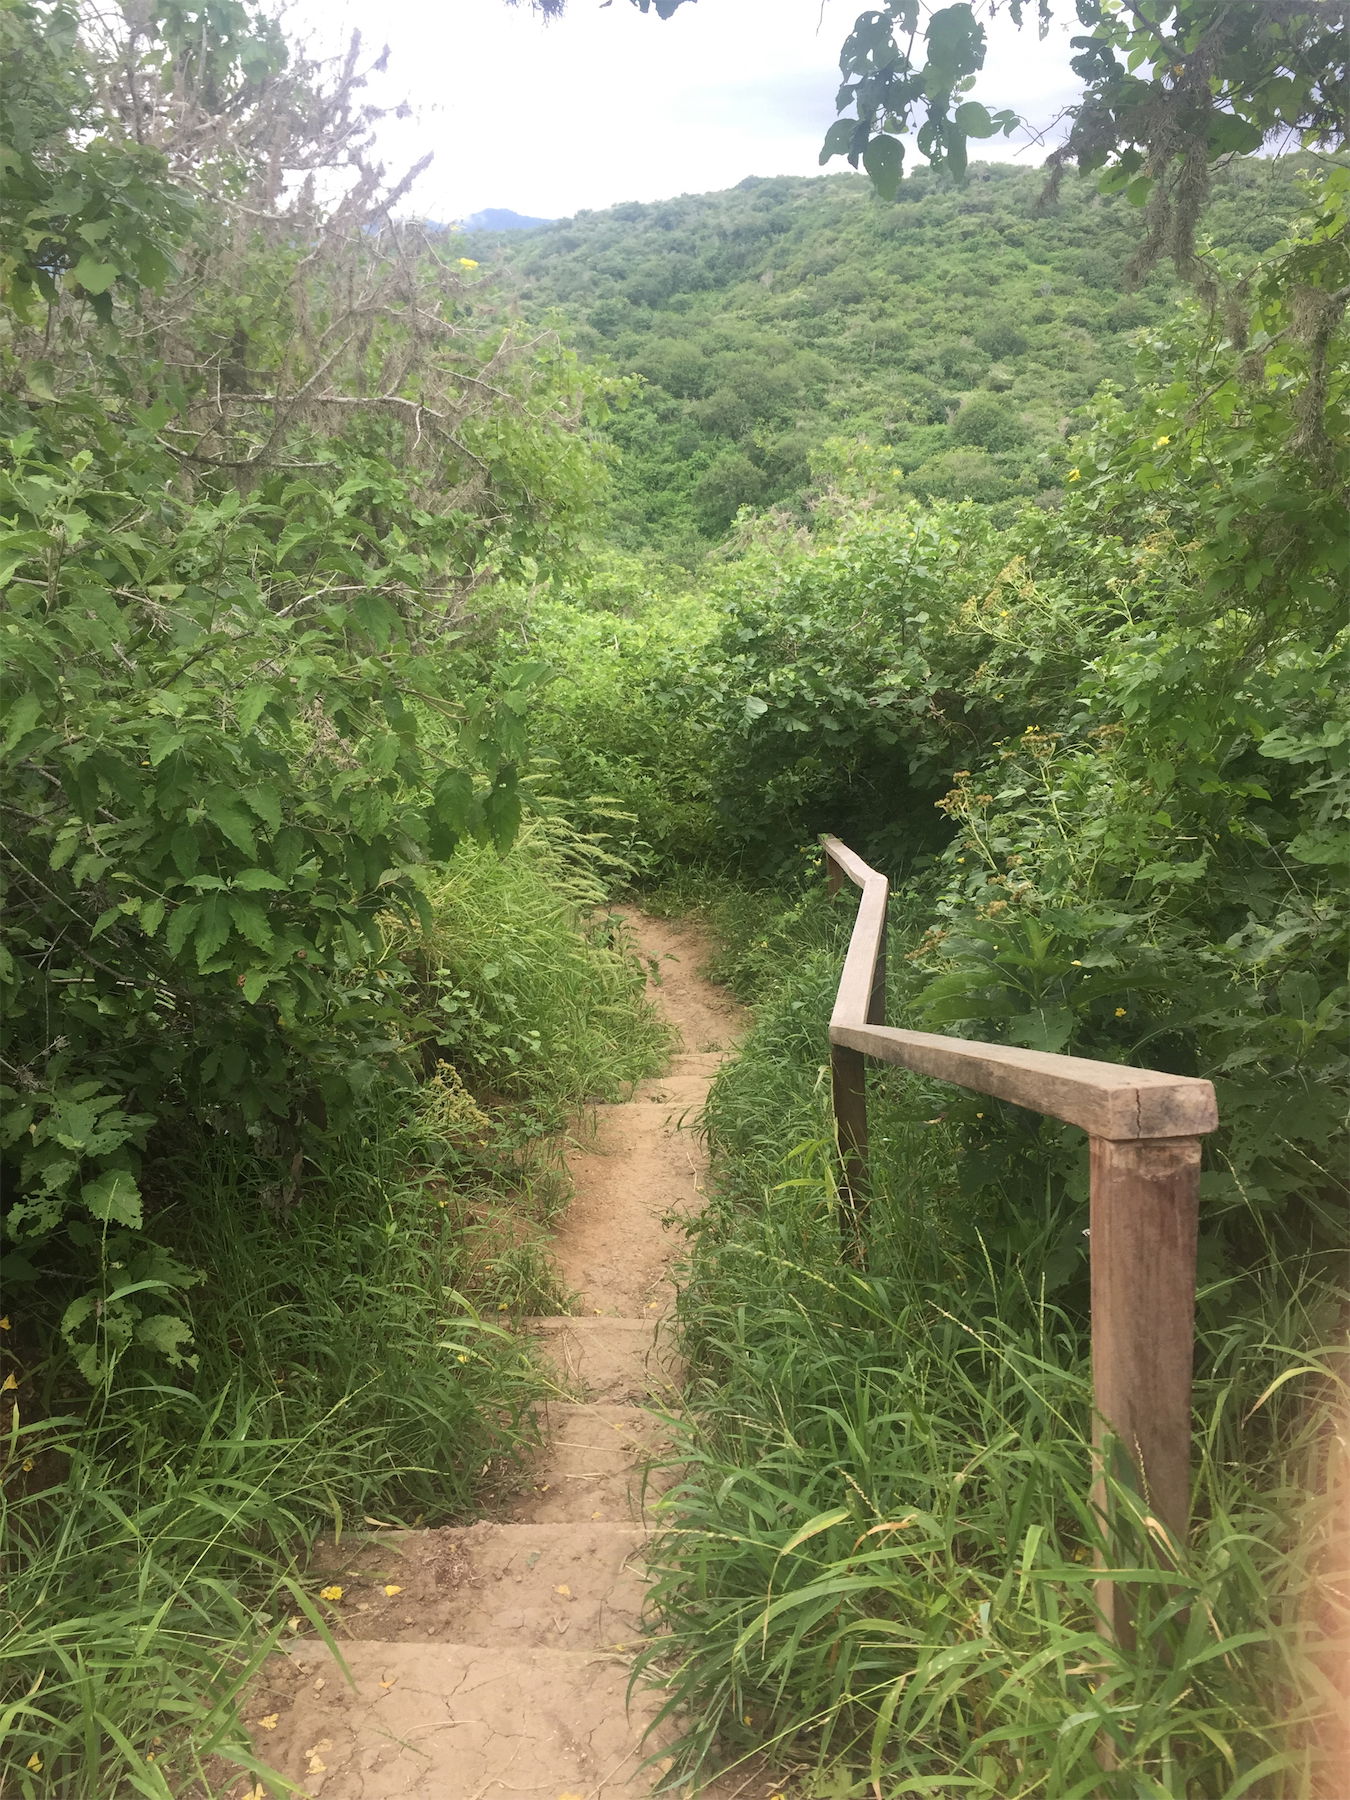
[821,834,1218,1650]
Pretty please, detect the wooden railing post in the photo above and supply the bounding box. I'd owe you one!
[1088,1134,1202,1647]
[831,1042,869,1225]
[824,844,843,897]
[868,887,887,1028]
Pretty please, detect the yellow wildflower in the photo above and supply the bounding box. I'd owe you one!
[457,257,479,270]
[1154,434,1171,447]
[1115,1007,1127,1018]
[383,1584,403,1596]
[1066,467,1081,481]
[320,1584,344,1602]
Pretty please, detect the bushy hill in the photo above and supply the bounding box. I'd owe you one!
[473,159,1309,553]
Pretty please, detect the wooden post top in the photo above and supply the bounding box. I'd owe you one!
[821,835,1219,1143]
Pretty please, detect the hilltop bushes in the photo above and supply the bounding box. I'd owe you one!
[472,158,1313,552]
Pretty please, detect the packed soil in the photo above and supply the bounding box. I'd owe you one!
[233,911,770,1800]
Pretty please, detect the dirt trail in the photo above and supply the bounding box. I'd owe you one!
[242,912,749,1800]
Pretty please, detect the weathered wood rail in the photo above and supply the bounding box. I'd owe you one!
[822,834,1218,1646]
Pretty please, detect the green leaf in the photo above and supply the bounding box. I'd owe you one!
[0,692,41,758]
[203,789,257,857]
[233,868,288,891]
[954,100,996,137]
[135,1314,195,1365]
[165,902,200,958]
[82,1169,143,1229]
[820,118,858,166]
[862,134,904,202]
[70,255,120,296]
[228,897,274,950]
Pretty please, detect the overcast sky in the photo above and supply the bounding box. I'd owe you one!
[294,0,1083,222]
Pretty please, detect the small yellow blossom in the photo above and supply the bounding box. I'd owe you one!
[1115,1007,1127,1018]
[1071,960,1082,966]
[1154,434,1171,447]
[257,1714,280,1731]
[320,1584,344,1602]
[742,1714,753,1726]
[1067,467,1081,481]
[27,1754,42,1773]
[22,1457,34,1472]
[457,257,479,269]
[383,1584,403,1596]
[457,1354,468,1363]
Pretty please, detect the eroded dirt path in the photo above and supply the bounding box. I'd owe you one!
[242,911,745,1800]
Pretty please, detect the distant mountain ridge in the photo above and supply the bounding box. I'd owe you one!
[462,208,555,233]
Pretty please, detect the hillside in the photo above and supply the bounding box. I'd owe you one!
[471,158,1309,553]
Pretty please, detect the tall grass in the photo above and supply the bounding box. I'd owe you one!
[1,819,666,1797]
[641,882,1341,1797]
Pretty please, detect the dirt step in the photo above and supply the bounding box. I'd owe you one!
[310,1520,650,1649]
[666,1051,730,1079]
[513,1402,677,1524]
[255,1639,675,1800]
[530,1315,685,1403]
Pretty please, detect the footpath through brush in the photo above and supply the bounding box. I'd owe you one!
[240,913,749,1799]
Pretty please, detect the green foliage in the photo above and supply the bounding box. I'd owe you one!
[0,0,198,324]
[475,158,1311,550]
[640,892,1340,1793]
[822,0,1344,281]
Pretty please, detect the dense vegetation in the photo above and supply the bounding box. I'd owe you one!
[1,0,1345,1793]
[501,156,1348,1794]
[471,159,1310,549]
[0,6,662,1794]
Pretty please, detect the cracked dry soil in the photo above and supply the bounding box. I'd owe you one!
[234,911,758,1800]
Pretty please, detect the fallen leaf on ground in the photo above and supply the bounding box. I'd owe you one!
[555,1583,571,1598]
[256,1714,279,1731]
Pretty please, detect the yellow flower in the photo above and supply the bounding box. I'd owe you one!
[27,1754,42,1772]
[1154,434,1171,447]
[1071,960,1082,966]
[320,1584,344,1601]
[383,1584,403,1596]
[1067,468,1081,482]
[1115,1007,1127,1018]
[457,257,479,269]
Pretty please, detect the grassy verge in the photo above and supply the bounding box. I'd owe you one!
[641,876,1341,1798]
[0,822,666,1798]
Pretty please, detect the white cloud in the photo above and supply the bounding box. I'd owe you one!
[291,0,1083,221]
